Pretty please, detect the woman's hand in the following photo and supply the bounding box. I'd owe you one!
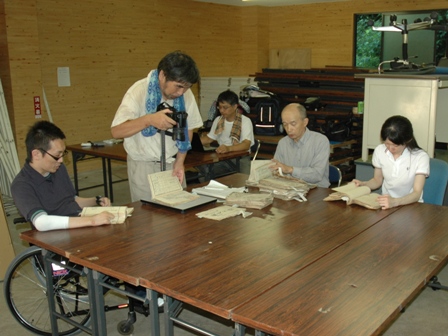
[377,194,395,210]
[351,179,363,187]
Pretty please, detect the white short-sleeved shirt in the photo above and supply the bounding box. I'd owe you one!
[111,70,203,161]
[207,115,255,149]
[372,144,429,202]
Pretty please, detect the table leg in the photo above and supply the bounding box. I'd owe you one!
[107,158,114,202]
[206,164,213,180]
[42,249,59,336]
[43,250,96,335]
[235,323,246,336]
[101,157,109,198]
[89,269,107,335]
[194,165,212,181]
[164,296,175,336]
[147,288,161,336]
[222,159,239,173]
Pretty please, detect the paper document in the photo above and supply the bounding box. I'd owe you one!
[80,206,134,224]
[224,192,273,209]
[247,160,273,183]
[148,170,200,206]
[192,180,246,199]
[196,205,252,221]
[324,183,381,210]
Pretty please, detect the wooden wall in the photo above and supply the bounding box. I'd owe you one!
[269,0,448,68]
[1,0,446,173]
[0,0,13,129]
[1,0,256,170]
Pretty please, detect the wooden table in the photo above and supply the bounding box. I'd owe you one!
[232,203,448,336]
[66,143,249,202]
[19,174,448,335]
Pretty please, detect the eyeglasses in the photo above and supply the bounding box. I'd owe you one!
[39,148,69,161]
[217,105,234,111]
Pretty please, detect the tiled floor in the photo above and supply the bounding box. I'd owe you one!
[1,152,448,335]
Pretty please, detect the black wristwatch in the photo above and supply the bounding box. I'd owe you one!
[95,195,102,206]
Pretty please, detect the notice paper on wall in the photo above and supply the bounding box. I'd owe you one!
[57,67,71,87]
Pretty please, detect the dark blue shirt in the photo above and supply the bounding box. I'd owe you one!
[11,162,81,222]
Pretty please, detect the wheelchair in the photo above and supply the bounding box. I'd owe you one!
[3,219,159,335]
[4,244,96,335]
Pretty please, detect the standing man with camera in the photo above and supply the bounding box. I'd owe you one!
[111,51,203,202]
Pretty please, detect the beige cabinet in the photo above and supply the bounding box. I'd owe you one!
[359,74,448,161]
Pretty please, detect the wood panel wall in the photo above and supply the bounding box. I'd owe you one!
[1,0,446,173]
[0,0,13,131]
[269,0,448,68]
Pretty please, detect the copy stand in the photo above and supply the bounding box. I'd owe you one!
[371,11,446,74]
[159,130,166,172]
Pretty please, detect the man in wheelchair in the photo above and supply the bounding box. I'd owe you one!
[5,120,157,335]
[11,120,114,231]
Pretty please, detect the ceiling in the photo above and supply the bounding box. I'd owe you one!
[193,0,349,6]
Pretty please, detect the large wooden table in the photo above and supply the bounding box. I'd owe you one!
[232,203,448,336]
[20,174,448,335]
[66,143,248,201]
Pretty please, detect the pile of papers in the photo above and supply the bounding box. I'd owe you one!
[257,176,315,201]
[246,160,316,201]
[224,192,273,209]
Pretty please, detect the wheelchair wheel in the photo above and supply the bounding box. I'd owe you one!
[3,246,91,336]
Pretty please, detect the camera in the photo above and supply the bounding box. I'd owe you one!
[157,102,188,141]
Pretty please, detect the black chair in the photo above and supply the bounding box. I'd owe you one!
[329,164,342,187]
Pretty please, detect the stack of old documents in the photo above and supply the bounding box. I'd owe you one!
[224,192,273,209]
[246,160,316,201]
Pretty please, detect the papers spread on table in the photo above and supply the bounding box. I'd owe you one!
[191,180,246,199]
[147,170,200,206]
[192,180,272,210]
[80,206,134,224]
[224,192,273,209]
[323,183,381,210]
[196,205,252,221]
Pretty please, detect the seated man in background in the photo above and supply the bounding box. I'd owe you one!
[201,90,254,153]
[200,90,254,177]
[271,103,330,188]
[11,120,114,231]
